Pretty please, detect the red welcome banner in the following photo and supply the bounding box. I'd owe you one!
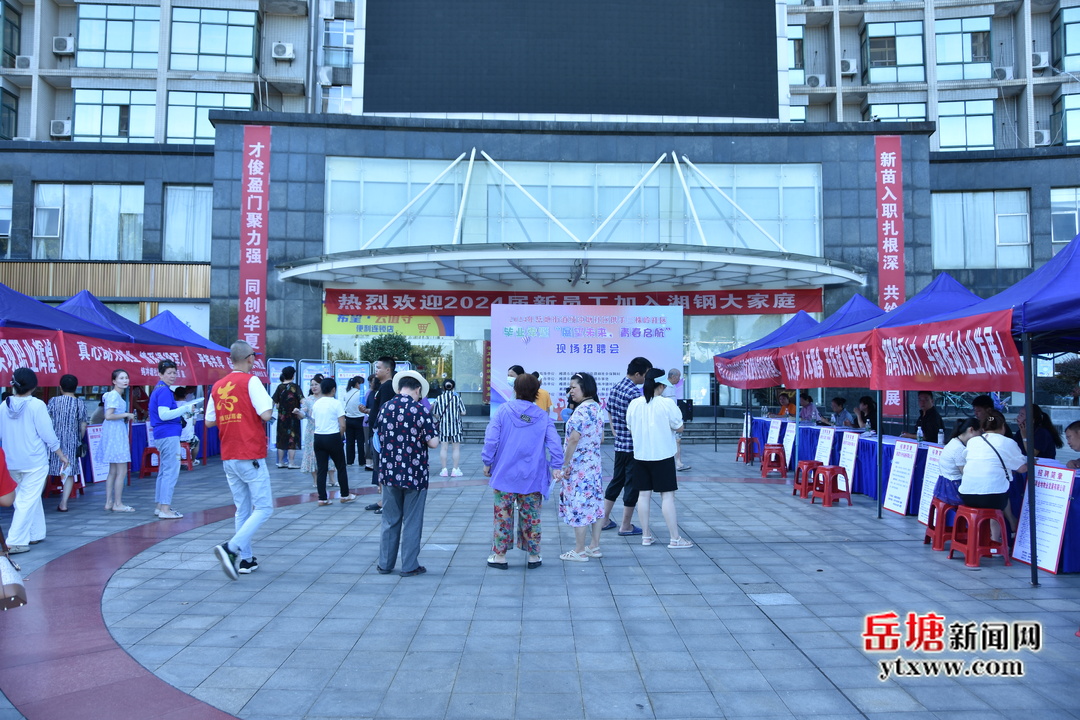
[239,125,271,353]
[713,348,783,390]
[776,329,876,389]
[326,288,821,317]
[875,309,1023,393]
[0,328,67,386]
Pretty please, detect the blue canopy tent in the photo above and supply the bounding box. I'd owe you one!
[57,291,188,347]
[142,311,227,352]
[788,293,885,342]
[716,310,820,359]
[0,282,129,342]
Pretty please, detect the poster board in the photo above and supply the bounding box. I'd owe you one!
[766,419,781,445]
[781,421,796,466]
[489,304,683,420]
[85,424,109,483]
[814,427,836,465]
[882,439,919,516]
[917,445,943,525]
[1012,462,1076,574]
[837,431,859,492]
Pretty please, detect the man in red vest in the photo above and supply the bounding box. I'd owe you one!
[208,341,274,581]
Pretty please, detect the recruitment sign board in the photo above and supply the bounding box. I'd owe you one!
[1012,462,1076,574]
[883,439,919,516]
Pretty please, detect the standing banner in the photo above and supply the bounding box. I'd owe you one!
[882,439,919,515]
[917,445,943,525]
[489,304,682,418]
[298,359,333,389]
[875,135,905,415]
[239,125,271,354]
[334,361,372,391]
[1012,463,1076,573]
[814,427,836,464]
[766,419,782,445]
[85,424,109,483]
[782,421,796,466]
[837,431,859,492]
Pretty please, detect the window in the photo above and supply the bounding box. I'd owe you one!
[935,18,991,81]
[1052,8,1080,73]
[32,184,144,261]
[1052,93,1080,146]
[170,8,258,73]
[1051,188,1080,247]
[0,182,11,258]
[932,190,1029,269]
[937,100,993,150]
[2,2,19,69]
[864,22,925,83]
[788,25,804,86]
[166,91,251,144]
[73,89,155,143]
[164,186,211,261]
[323,20,353,68]
[865,103,926,122]
[323,85,352,114]
[77,4,159,69]
[0,87,16,139]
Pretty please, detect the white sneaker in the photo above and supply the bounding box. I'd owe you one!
[439,468,449,477]
[451,468,463,477]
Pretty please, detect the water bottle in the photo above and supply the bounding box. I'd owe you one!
[761,405,768,418]
[916,426,924,442]
[937,429,945,445]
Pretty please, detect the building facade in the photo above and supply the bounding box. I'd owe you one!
[2,0,1080,407]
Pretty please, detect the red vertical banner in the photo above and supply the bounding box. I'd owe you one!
[239,126,272,353]
[875,135,905,415]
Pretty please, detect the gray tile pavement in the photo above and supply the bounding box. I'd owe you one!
[2,441,1080,719]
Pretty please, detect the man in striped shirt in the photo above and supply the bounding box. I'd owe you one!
[600,356,652,535]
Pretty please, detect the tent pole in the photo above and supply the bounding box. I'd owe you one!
[876,390,884,519]
[792,386,799,475]
[1022,333,1039,587]
[713,377,718,453]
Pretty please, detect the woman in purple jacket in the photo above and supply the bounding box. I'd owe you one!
[482,373,564,570]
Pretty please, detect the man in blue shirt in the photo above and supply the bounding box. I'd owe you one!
[600,356,652,535]
[149,359,201,519]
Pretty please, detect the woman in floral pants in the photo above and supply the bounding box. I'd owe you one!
[482,373,563,570]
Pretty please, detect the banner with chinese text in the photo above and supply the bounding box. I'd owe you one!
[321,311,455,337]
[876,135,905,414]
[326,288,820,317]
[239,125,271,353]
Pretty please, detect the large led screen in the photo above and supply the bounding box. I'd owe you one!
[363,0,779,119]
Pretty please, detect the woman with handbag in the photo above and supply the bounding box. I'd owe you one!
[933,418,981,506]
[960,410,1027,542]
[48,374,89,512]
[0,368,69,553]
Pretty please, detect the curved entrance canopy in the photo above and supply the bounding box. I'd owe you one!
[277,242,866,289]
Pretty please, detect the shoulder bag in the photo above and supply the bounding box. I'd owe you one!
[0,526,27,611]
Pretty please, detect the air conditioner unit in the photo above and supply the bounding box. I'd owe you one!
[803,0,824,6]
[317,66,334,86]
[52,36,75,55]
[271,42,295,61]
[805,74,827,88]
[993,66,1014,81]
[50,120,71,137]
[840,59,858,75]
[319,0,336,18]
[1034,129,1052,146]
[14,55,32,69]
[1032,51,1050,70]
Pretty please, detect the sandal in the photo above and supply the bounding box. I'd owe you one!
[487,554,509,570]
[584,546,603,557]
[527,556,543,569]
[642,535,655,546]
[157,510,183,519]
[560,550,589,562]
[317,500,332,506]
[112,505,136,513]
[668,537,694,549]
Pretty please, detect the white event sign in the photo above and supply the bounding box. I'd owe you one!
[917,445,943,525]
[882,439,919,516]
[814,427,836,465]
[766,420,781,445]
[781,421,796,467]
[1012,462,1076,574]
[86,424,109,484]
[837,431,859,492]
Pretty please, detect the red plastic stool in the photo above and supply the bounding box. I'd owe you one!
[138,446,161,478]
[923,497,958,551]
[43,474,84,499]
[810,466,852,506]
[760,444,787,478]
[736,437,762,465]
[949,505,1012,568]
[793,460,823,498]
[180,442,194,471]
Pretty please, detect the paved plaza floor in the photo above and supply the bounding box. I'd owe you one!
[1,441,1079,720]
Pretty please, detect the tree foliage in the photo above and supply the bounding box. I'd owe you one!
[359,334,413,365]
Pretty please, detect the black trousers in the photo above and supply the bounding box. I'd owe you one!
[345,416,366,465]
[314,433,350,500]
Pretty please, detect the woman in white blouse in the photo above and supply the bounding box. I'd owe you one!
[934,418,981,504]
[960,410,1026,539]
[626,368,690,549]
